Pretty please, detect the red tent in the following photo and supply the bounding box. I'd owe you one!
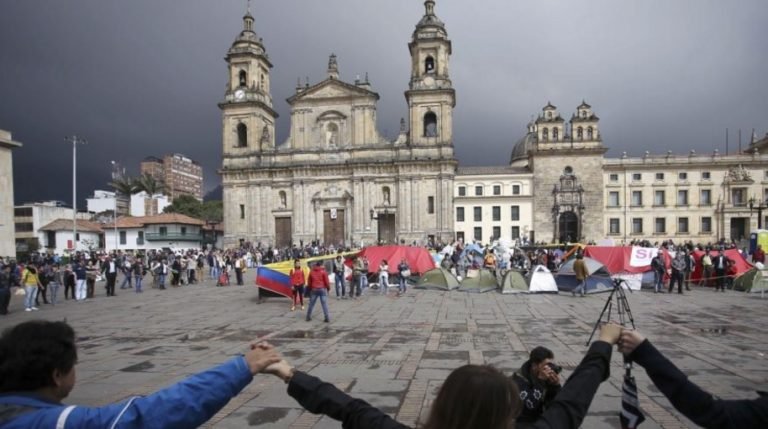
[354,245,436,275]
[690,248,753,284]
[583,246,670,275]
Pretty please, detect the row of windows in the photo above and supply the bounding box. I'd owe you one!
[456,206,520,222]
[608,217,713,235]
[456,226,522,243]
[609,188,768,208]
[540,126,594,142]
[457,184,522,197]
[608,189,710,207]
[609,171,710,182]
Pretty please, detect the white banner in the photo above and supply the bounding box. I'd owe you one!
[629,247,657,267]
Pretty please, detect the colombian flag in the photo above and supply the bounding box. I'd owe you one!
[255,266,292,299]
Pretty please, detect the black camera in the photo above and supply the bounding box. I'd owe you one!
[547,362,562,374]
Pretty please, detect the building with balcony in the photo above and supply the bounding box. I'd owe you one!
[103,213,205,252]
[0,129,22,258]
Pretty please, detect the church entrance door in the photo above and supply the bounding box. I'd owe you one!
[730,217,748,242]
[324,209,345,247]
[558,211,579,243]
[377,213,396,244]
[275,217,292,248]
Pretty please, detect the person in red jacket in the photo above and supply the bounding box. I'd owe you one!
[306,261,331,323]
[289,259,306,312]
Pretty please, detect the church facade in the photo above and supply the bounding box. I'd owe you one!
[220,2,768,248]
[220,1,456,248]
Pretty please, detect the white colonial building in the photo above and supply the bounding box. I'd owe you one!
[220,1,456,248]
[87,190,170,217]
[454,167,533,244]
[103,213,205,252]
[39,219,103,255]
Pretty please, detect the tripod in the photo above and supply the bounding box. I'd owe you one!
[586,277,637,346]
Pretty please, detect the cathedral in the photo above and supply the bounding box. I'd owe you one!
[220,1,456,248]
[221,1,768,248]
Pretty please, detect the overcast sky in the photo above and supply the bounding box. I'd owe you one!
[1,0,766,206]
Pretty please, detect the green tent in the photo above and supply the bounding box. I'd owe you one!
[416,268,460,291]
[733,268,766,293]
[459,269,498,293]
[499,270,528,294]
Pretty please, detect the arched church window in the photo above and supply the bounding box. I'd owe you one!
[382,186,391,205]
[237,123,247,147]
[581,110,587,119]
[278,191,287,208]
[552,128,559,141]
[424,112,438,137]
[587,126,594,140]
[547,112,552,119]
[542,128,549,141]
[326,123,339,146]
[239,70,247,87]
[425,56,435,73]
[260,74,265,90]
[577,127,584,140]
[564,166,573,175]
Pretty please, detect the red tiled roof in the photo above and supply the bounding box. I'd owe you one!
[39,219,103,233]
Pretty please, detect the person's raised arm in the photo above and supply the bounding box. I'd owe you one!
[533,323,621,429]
[267,360,410,429]
[620,329,768,428]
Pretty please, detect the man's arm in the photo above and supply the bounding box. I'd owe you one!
[286,371,410,429]
[628,338,768,428]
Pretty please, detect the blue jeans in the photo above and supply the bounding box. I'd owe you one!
[654,271,664,292]
[158,274,167,289]
[49,282,60,305]
[306,288,330,321]
[398,274,407,293]
[573,279,586,296]
[120,273,132,288]
[334,273,345,297]
[355,274,367,297]
[379,273,388,294]
[24,286,38,309]
[135,275,143,292]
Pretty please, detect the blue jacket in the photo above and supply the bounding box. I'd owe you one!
[0,356,253,428]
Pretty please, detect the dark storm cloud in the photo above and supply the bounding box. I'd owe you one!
[1,0,766,206]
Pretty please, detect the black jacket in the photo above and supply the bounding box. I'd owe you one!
[287,341,613,429]
[512,360,562,422]
[629,339,768,428]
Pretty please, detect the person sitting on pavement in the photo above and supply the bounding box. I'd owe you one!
[511,346,562,426]
[619,328,768,428]
[263,323,623,429]
[0,320,281,428]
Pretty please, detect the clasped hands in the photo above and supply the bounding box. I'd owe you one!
[244,342,294,381]
[599,323,646,355]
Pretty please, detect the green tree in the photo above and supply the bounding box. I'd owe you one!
[163,195,222,222]
[109,176,137,197]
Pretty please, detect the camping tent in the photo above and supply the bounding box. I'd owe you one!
[499,270,528,294]
[732,268,763,292]
[459,269,498,293]
[526,265,559,293]
[416,268,460,291]
[555,257,614,294]
[499,267,558,293]
[690,248,754,285]
[355,245,436,275]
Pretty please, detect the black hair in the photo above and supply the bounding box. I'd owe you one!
[0,321,78,392]
[529,346,554,364]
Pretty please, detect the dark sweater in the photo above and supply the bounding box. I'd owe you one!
[287,341,613,429]
[629,339,768,429]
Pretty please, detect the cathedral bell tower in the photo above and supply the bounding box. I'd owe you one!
[405,0,455,147]
[219,6,278,160]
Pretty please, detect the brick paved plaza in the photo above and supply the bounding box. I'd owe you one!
[2,274,766,428]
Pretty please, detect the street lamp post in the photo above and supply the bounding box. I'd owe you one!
[749,197,768,229]
[111,161,119,253]
[65,135,87,256]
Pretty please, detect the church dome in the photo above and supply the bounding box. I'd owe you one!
[509,130,537,167]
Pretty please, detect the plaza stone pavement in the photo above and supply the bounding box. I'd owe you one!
[2,274,767,429]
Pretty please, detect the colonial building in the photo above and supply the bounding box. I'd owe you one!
[220,1,457,248]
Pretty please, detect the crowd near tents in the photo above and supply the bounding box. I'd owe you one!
[255,244,767,299]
